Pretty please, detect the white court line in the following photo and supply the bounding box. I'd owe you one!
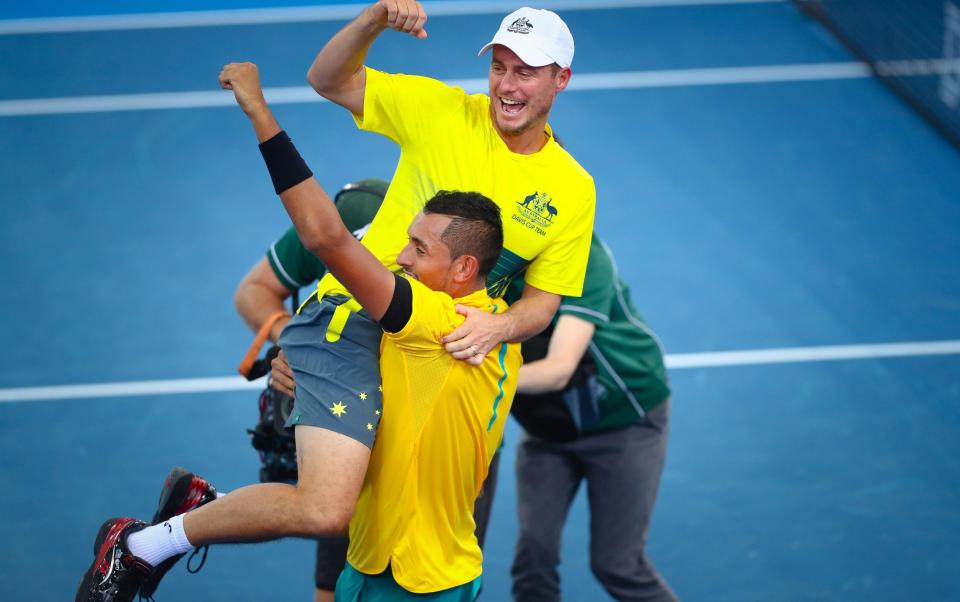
[666,340,960,368]
[567,62,871,88]
[0,87,324,117]
[0,62,871,117]
[0,376,264,403]
[0,0,783,35]
[1,340,958,403]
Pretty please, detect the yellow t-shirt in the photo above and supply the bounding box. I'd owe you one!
[346,278,521,593]
[317,67,596,301]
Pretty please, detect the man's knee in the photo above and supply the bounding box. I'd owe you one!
[293,425,371,536]
[590,554,671,598]
[590,551,636,581]
[590,559,624,591]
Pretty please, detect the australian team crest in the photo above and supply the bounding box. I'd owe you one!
[507,17,533,34]
[511,191,558,237]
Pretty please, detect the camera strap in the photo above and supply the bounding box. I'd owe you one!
[238,310,289,380]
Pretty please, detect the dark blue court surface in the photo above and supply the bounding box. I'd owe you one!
[1,1,959,600]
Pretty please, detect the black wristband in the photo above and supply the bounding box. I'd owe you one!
[258,130,313,195]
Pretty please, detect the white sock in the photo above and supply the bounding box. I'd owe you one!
[126,514,195,567]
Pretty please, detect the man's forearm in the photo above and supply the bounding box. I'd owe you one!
[246,105,282,144]
[235,282,291,344]
[502,291,561,343]
[516,314,595,393]
[246,112,352,259]
[221,61,388,311]
[258,132,395,319]
[517,361,571,394]
[306,1,427,110]
[441,285,559,363]
[306,8,382,100]
[235,259,295,343]
[236,88,348,255]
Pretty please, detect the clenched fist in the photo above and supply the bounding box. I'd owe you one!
[219,62,268,116]
[366,0,428,39]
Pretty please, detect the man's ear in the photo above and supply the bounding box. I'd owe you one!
[451,255,481,285]
[555,66,571,93]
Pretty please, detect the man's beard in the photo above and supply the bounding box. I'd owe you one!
[490,100,552,137]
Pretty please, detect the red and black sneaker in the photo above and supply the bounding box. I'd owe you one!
[138,467,217,599]
[76,517,152,602]
[151,466,218,525]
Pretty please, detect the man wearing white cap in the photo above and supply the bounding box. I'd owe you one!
[305,2,590,355]
[287,1,594,598]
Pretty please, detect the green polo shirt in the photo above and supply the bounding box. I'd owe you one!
[509,234,669,436]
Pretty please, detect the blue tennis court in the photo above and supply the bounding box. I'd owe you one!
[1,1,959,600]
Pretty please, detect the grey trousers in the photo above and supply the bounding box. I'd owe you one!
[511,399,678,602]
[474,448,502,549]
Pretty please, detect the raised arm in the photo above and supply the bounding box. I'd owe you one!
[306,0,427,115]
[220,62,395,320]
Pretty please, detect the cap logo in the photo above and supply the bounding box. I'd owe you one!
[507,17,533,34]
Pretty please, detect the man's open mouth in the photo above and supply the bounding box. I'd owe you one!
[500,97,526,115]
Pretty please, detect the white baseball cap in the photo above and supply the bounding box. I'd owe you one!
[478,7,575,69]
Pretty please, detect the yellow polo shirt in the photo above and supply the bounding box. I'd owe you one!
[317,66,596,301]
[345,278,521,593]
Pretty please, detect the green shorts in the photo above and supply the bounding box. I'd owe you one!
[279,294,383,448]
[334,563,481,602]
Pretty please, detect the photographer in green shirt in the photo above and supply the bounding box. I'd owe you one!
[509,234,678,602]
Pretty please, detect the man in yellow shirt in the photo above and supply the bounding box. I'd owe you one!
[291,6,594,597]
[271,4,596,597]
[76,63,519,602]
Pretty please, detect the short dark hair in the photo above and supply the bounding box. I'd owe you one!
[423,190,503,279]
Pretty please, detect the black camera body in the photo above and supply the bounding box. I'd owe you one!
[243,344,299,484]
[248,384,298,484]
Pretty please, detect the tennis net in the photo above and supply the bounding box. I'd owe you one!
[796,0,960,149]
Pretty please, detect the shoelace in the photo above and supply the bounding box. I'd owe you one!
[136,545,208,601]
[186,545,209,573]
